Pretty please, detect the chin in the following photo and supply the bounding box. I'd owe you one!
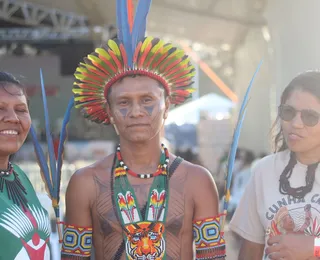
[0,143,22,156]
[126,133,155,143]
[287,143,312,154]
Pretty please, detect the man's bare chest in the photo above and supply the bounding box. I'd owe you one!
[93,178,187,234]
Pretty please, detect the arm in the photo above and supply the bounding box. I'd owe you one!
[61,169,94,260]
[191,165,226,260]
[239,239,265,260]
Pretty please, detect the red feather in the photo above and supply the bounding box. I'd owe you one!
[133,42,143,64]
[138,42,153,68]
[127,0,134,32]
[108,50,123,71]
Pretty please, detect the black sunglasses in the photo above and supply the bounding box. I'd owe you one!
[278,105,320,127]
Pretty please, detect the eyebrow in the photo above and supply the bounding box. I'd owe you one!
[117,92,157,98]
[0,101,28,106]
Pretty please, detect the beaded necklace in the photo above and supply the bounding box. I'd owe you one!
[112,143,170,259]
[0,162,28,209]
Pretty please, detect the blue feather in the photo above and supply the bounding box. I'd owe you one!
[131,0,152,56]
[39,69,57,184]
[116,0,123,43]
[56,97,74,204]
[29,125,53,194]
[117,0,133,67]
[224,60,263,211]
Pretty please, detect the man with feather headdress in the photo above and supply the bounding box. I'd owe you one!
[61,0,225,259]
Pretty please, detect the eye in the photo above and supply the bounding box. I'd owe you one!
[148,232,158,240]
[118,100,128,105]
[143,97,153,103]
[132,233,142,242]
[16,108,28,113]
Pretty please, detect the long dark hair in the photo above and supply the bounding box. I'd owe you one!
[273,71,320,152]
[0,71,28,161]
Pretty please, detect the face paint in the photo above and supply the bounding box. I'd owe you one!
[144,105,154,116]
[119,108,128,119]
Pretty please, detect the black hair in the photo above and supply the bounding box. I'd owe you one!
[273,70,320,152]
[0,72,28,161]
[0,71,28,101]
[273,71,320,199]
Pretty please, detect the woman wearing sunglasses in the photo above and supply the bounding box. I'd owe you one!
[229,71,320,260]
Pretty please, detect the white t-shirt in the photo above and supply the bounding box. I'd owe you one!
[229,150,320,251]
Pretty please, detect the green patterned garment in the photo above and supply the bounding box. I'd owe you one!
[113,144,169,260]
[0,164,51,260]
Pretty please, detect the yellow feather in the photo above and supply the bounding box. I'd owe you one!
[108,40,122,59]
[140,36,153,53]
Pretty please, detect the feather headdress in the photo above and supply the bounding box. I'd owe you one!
[73,0,195,124]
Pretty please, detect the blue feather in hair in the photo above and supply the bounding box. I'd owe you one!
[131,0,152,55]
[221,60,263,231]
[117,0,133,67]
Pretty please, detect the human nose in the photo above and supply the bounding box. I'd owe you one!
[2,108,19,123]
[291,111,304,128]
[129,102,144,118]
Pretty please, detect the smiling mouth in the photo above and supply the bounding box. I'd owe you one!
[0,130,19,135]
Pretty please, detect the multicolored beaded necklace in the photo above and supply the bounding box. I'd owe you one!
[116,143,169,179]
[112,143,170,260]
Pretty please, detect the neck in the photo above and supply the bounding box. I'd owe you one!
[119,137,162,172]
[295,147,320,165]
[0,156,10,169]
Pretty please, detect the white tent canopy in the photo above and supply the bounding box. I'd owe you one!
[165,93,235,125]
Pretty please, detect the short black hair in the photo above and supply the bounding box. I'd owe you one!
[0,71,28,102]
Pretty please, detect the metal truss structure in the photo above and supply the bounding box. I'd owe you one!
[0,0,88,29]
[0,27,91,42]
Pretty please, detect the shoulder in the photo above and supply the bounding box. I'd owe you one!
[181,160,214,184]
[12,163,26,176]
[67,154,115,194]
[12,163,33,185]
[178,159,218,198]
[251,150,289,178]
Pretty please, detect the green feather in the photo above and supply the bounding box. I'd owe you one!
[74,73,104,84]
[88,54,114,76]
[108,40,122,61]
[156,49,185,71]
[144,39,165,66]
[148,44,173,68]
[140,36,153,53]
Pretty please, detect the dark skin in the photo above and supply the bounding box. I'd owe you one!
[63,76,221,259]
[0,84,31,169]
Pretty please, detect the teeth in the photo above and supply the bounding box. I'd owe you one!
[0,130,18,135]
